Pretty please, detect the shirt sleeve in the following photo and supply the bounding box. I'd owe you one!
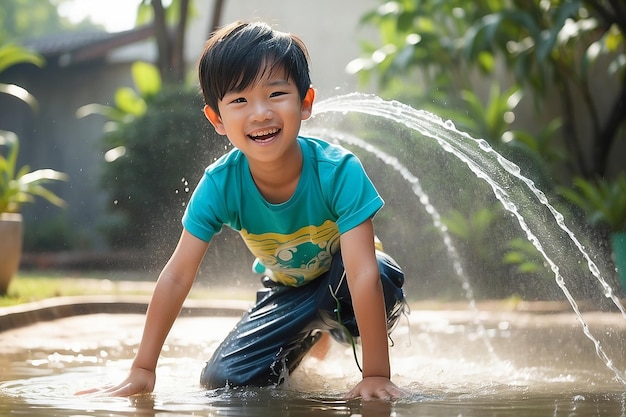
[324,153,384,234]
[181,172,225,242]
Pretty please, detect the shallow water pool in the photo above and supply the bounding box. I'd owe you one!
[1,308,625,416]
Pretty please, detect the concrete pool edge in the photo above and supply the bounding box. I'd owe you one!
[2,293,624,334]
[0,296,250,333]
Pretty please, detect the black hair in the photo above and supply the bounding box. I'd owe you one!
[198,21,311,114]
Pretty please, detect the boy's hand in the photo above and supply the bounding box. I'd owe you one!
[75,367,156,397]
[344,376,408,400]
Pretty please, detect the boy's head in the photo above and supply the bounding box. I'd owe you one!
[199,21,311,114]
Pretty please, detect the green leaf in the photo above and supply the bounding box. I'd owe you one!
[115,87,147,117]
[0,44,44,73]
[136,0,154,26]
[0,131,67,213]
[605,25,623,52]
[0,130,18,179]
[559,174,626,231]
[477,51,495,72]
[517,262,541,274]
[131,61,162,98]
[19,169,69,185]
[0,44,44,111]
[75,103,127,122]
[443,209,470,240]
[0,83,39,111]
[503,252,524,264]
[20,183,67,208]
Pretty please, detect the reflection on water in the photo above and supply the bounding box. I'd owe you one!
[1,311,625,416]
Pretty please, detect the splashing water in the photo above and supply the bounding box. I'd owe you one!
[304,92,626,385]
[303,126,499,360]
[2,94,626,416]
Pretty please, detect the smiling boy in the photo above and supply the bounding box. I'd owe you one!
[80,20,407,400]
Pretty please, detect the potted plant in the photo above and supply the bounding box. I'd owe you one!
[0,130,67,295]
[1,44,67,295]
[560,174,626,289]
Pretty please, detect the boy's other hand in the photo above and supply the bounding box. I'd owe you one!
[344,376,409,400]
[74,367,156,397]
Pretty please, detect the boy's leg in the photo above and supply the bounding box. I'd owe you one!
[200,279,325,389]
[200,250,405,389]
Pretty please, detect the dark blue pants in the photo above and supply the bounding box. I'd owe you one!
[200,250,406,388]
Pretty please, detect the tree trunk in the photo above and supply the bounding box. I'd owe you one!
[209,0,226,37]
[171,0,190,83]
[592,72,626,177]
[151,0,173,84]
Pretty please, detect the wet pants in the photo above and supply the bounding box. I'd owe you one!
[199,250,406,388]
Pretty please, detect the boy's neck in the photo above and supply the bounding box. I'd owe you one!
[248,140,303,204]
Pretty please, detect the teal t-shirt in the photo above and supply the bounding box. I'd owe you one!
[182,136,383,286]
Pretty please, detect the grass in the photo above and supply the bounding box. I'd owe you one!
[0,271,148,307]
[0,270,255,308]
[1,271,533,311]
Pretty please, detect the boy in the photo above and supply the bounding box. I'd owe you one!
[81,20,407,400]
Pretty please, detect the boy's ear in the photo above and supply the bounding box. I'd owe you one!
[203,105,226,135]
[300,87,315,120]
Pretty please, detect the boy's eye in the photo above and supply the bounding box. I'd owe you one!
[232,97,247,104]
[270,91,287,98]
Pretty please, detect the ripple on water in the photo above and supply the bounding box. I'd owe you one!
[1,312,625,416]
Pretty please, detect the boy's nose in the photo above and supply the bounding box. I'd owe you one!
[249,101,272,122]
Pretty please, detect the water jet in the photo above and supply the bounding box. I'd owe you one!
[1,94,625,416]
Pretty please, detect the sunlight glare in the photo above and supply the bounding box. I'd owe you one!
[56,0,143,32]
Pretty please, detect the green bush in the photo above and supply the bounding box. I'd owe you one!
[100,86,230,251]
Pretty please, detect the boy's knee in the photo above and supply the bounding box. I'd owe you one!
[200,359,277,389]
[200,361,225,389]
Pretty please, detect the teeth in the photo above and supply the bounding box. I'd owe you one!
[250,128,279,138]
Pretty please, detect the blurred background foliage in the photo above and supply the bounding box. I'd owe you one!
[349,0,624,182]
[0,0,98,43]
[1,0,624,300]
[345,0,625,299]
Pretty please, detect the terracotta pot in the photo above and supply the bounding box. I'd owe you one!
[0,212,23,295]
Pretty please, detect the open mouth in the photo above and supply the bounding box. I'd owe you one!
[248,128,280,142]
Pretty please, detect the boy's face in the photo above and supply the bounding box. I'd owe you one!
[203,67,314,163]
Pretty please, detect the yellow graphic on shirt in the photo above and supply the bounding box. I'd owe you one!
[241,220,341,286]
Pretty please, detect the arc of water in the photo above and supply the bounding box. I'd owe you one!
[304,126,497,359]
[308,93,626,385]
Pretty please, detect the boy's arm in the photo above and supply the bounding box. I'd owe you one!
[340,219,407,400]
[76,229,209,397]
